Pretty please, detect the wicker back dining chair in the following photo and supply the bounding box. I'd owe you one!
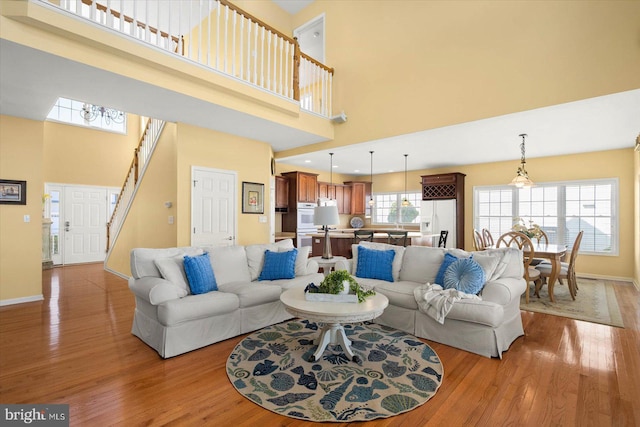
[481,228,494,247]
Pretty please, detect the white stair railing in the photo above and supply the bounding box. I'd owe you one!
[42,0,334,117]
[106,117,165,256]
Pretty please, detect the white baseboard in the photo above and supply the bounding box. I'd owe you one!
[577,273,634,283]
[104,266,129,280]
[0,294,44,306]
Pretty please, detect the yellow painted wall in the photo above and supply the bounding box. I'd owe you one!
[106,123,179,276]
[0,116,44,302]
[175,123,273,247]
[372,148,635,280]
[283,0,640,157]
[43,116,139,185]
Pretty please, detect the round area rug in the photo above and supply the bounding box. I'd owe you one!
[226,320,443,422]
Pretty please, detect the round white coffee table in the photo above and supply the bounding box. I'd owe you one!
[280,288,389,363]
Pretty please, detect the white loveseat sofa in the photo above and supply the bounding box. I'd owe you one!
[335,242,526,358]
[128,239,324,358]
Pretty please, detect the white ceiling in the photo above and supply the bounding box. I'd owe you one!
[278,89,640,175]
[272,0,314,15]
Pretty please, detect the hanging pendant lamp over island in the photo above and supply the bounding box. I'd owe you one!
[368,151,375,207]
[509,133,534,188]
[401,154,410,207]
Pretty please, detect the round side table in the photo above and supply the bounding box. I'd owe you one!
[310,256,347,277]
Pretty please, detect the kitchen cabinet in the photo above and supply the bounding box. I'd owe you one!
[421,172,466,248]
[318,182,350,214]
[275,176,289,211]
[344,181,370,216]
[282,171,318,204]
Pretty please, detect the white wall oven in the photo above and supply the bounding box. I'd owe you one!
[296,202,317,248]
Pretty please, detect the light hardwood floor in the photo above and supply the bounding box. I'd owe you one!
[1,264,638,426]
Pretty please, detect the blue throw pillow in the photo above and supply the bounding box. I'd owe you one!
[443,258,486,295]
[434,253,460,286]
[183,253,218,295]
[259,249,297,281]
[355,246,395,282]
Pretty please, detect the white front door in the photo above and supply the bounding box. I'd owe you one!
[191,167,237,247]
[63,186,107,264]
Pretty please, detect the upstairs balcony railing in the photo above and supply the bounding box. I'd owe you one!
[41,0,334,117]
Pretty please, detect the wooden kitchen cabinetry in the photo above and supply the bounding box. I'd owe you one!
[318,182,352,214]
[421,172,466,249]
[344,181,371,216]
[275,176,289,212]
[282,171,318,204]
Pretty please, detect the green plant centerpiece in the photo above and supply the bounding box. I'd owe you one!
[317,270,376,303]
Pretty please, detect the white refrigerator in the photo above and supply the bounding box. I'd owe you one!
[420,199,456,248]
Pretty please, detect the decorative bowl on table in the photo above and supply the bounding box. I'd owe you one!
[350,216,364,228]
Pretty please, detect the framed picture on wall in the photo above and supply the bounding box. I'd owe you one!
[0,179,27,205]
[242,182,264,214]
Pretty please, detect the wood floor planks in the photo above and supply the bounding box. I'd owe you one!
[0,265,638,426]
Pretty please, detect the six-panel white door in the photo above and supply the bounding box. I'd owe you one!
[63,186,107,264]
[191,167,236,247]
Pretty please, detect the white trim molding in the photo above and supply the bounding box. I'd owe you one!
[0,295,44,306]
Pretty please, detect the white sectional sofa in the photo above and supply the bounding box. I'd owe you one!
[335,242,526,358]
[128,239,324,358]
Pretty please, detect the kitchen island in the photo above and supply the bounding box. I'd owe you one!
[310,229,436,258]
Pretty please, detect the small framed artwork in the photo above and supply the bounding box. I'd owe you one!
[0,179,27,205]
[242,182,264,214]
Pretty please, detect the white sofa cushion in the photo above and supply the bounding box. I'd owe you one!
[483,247,522,280]
[444,299,504,327]
[398,246,445,283]
[154,256,191,297]
[352,242,405,282]
[245,239,295,281]
[131,247,203,279]
[217,282,282,308]
[205,245,252,286]
[157,291,240,326]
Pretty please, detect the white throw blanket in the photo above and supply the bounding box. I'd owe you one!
[413,283,481,324]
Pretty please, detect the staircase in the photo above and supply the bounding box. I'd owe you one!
[105,118,165,265]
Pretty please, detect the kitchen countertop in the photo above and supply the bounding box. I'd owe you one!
[310,231,424,239]
[275,232,296,240]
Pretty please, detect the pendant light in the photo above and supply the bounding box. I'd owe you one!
[401,154,410,207]
[368,151,375,206]
[329,152,334,199]
[509,134,534,188]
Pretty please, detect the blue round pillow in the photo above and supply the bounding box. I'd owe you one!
[443,258,486,295]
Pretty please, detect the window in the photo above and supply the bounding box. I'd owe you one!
[474,179,618,255]
[47,97,126,134]
[372,192,421,225]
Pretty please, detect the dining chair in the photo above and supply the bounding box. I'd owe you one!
[535,230,583,300]
[387,230,408,247]
[496,231,541,304]
[438,230,449,248]
[354,229,374,243]
[473,229,485,251]
[481,228,494,247]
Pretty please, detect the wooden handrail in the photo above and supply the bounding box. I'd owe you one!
[218,0,295,45]
[81,0,180,44]
[300,52,334,74]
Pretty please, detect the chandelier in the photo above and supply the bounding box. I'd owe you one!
[81,103,125,125]
[509,133,534,188]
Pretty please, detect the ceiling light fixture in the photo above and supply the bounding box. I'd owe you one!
[401,154,410,207]
[509,133,534,188]
[81,103,125,125]
[368,151,375,207]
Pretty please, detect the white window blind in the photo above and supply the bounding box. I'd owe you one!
[372,192,421,225]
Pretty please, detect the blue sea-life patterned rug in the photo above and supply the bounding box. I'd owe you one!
[226,320,443,422]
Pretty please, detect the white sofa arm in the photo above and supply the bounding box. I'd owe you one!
[334,259,353,274]
[481,277,526,306]
[128,276,186,305]
[305,259,319,275]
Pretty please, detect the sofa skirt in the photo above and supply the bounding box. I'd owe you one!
[240,301,293,334]
[131,307,242,358]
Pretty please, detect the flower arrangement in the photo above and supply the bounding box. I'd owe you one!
[512,217,542,239]
[308,270,376,303]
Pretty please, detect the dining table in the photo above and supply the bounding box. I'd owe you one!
[489,242,567,303]
[526,243,567,302]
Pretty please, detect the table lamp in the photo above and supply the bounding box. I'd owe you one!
[314,205,340,259]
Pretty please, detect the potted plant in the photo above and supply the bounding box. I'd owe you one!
[318,270,376,303]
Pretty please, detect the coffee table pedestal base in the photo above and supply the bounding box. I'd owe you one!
[309,323,360,363]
